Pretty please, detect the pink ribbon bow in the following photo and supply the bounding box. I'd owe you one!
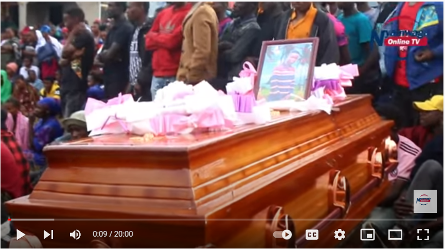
[238,61,257,93]
[101,93,132,131]
[173,107,234,132]
[339,64,359,87]
[84,93,134,133]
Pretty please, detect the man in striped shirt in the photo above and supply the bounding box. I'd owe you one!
[267,50,301,102]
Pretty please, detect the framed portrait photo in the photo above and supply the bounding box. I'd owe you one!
[255,38,319,102]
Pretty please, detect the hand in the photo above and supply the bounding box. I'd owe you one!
[125,83,133,94]
[73,47,85,58]
[134,83,141,94]
[394,196,414,219]
[43,33,50,42]
[60,58,69,66]
[415,49,434,62]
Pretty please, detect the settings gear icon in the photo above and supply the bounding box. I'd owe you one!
[334,229,346,240]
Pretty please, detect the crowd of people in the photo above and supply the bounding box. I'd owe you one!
[0,2,443,247]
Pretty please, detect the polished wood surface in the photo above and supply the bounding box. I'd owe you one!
[7,95,395,248]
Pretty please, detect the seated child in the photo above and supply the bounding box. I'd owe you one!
[4,97,29,150]
[28,70,43,91]
[19,56,40,79]
[87,71,105,101]
[40,77,60,100]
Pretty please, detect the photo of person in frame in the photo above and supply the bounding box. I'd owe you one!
[257,42,314,102]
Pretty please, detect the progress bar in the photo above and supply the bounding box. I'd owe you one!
[8,218,437,221]
[8,218,55,221]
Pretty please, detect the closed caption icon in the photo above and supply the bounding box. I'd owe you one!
[305,229,319,240]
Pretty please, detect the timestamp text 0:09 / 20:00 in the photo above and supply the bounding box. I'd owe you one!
[93,231,134,238]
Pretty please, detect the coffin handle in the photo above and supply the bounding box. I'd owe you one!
[328,170,351,217]
[368,138,393,182]
[265,205,296,248]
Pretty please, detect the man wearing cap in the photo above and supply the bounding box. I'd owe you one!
[363,96,443,247]
[397,95,444,149]
[20,26,38,62]
[409,95,443,176]
[386,95,443,193]
[373,131,443,248]
[54,110,88,143]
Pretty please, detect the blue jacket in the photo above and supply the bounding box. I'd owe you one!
[384,2,443,90]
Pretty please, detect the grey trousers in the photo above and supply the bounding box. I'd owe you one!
[61,91,87,118]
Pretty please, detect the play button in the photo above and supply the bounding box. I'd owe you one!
[16,229,25,240]
[44,230,50,239]
[282,230,292,240]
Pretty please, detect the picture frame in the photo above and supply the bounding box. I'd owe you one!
[255,38,319,102]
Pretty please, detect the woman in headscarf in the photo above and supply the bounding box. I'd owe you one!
[12,75,40,117]
[1,69,12,103]
[5,62,19,83]
[25,97,64,173]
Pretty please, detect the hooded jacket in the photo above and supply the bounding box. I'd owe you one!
[274,8,340,66]
[35,30,63,59]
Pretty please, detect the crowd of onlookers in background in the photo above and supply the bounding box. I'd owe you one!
[0,2,443,248]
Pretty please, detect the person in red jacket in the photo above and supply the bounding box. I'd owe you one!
[145,2,192,99]
[1,141,26,201]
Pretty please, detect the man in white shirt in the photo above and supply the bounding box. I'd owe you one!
[19,56,39,79]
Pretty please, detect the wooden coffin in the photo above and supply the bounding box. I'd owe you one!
[6,95,397,248]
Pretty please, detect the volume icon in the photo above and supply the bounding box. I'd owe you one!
[70,230,81,240]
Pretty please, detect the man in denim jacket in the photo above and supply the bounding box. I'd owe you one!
[384,2,443,127]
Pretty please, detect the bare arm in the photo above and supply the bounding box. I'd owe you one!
[98,42,121,63]
[98,23,133,64]
[339,45,351,66]
[359,41,379,74]
[61,32,77,60]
